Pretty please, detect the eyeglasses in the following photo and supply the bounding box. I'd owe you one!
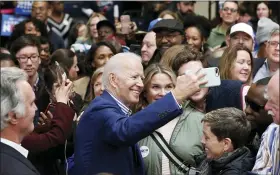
[156,33,182,41]
[245,96,264,112]
[223,7,238,13]
[268,41,279,48]
[17,54,39,63]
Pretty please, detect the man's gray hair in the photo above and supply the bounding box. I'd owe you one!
[102,52,142,90]
[268,28,280,42]
[1,67,28,131]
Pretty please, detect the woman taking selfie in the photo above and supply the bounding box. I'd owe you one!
[137,63,204,175]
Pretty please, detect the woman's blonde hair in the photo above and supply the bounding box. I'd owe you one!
[85,13,107,40]
[219,44,253,84]
[158,10,178,20]
[135,63,176,112]
[85,67,104,102]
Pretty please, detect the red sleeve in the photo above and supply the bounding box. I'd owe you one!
[22,102,75,152]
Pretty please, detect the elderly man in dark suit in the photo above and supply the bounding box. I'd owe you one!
[73,52,207,175]
[0,67,40,175]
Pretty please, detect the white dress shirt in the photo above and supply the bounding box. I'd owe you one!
[0,138,29,158]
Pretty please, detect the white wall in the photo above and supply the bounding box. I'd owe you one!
[194,1,217,20]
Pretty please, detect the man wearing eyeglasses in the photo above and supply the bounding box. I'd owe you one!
[251,71,279,175]
[253,28,279,82]
[207,1,239,49]
[10,35,50,126]
[245,77,273,154]
[148,19,184,65]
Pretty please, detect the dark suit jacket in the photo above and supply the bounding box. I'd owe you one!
[252,58,266,78]
[206,80,243,112]
[73,91,182,175]
[0,142,40,175]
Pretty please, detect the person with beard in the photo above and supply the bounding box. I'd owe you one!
[245,77,273,155]
[147,19,184,66]
[207,1,239,50]
[176,1,196,22]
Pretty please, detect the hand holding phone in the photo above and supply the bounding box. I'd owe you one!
[185,67,221,88]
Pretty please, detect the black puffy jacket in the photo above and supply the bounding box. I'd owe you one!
[199,146,255,175]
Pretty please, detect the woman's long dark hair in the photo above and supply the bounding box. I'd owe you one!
[85,41,117,75]
[50,49,76,77]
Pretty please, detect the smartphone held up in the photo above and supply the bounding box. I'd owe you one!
[185,67,221,88]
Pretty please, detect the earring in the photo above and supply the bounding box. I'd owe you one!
[201,43,205,53]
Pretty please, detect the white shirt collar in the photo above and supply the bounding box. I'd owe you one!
[107,90,132,116]
[0,138,29,158]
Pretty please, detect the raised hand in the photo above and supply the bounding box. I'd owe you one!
[55,79,74,104]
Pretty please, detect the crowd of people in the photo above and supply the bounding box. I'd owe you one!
[0,1,279,175]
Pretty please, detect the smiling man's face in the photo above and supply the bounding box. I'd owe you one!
[155,30,183,55]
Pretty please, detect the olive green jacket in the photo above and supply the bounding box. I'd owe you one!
[138,104,204,175]
[207,25,227,49]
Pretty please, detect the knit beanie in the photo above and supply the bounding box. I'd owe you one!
[256,18,279,44]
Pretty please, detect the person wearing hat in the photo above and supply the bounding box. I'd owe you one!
[207,23,255,68]
[97,20,117,42]
[147,19,184,66]
[256,18,279,59]
[253,28,279,83]
[226,22,255,52]
[148,18,162,32]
